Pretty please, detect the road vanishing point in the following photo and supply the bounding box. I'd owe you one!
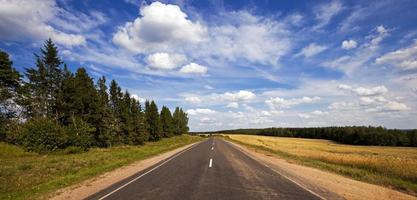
[86,138,323,200]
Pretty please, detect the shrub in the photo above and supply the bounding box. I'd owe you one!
[21,117,68,153]
[66,118,95,150]
[62,146,86,154]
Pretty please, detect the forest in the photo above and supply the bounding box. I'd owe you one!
[0,39,189,153]
[205,126,417,147]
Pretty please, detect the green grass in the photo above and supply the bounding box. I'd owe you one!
[0,135,202,200]
[221,134,417,196]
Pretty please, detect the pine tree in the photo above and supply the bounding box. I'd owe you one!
[25,39,63,119]
[0,50,22,140]
[109,79,123,144]
[173,107,189,135]
[130,98,148,144]
[95,76,116,147]
[145,100,162,141]
[160,106,174,138]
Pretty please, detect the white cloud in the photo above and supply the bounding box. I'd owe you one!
[113,1,207,54]
[131,94,146,103]
[185,96,202,104]
[295,43,327,58]
[375,40,417,70]
[311,110,329,115]
[217,90,256,102]
[266,96,320,109]
[226,102,239,109]
[321,25,389,75]
[187,108,216,115]
[313,0,344,29]
[298,113,311,119]
[199,11,292,65]
[342,39,358,50]
[204,85,214,90]
[179,63,208,74]
[338,84,388,96]
[146,52,186,70]
[0,0,86,46]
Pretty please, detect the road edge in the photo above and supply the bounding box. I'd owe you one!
[50,140,205,200]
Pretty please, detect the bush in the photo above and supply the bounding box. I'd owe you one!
[62,146,86,154]
[5,120,24,145]
[65,118,95,150]
[21,117,68,153]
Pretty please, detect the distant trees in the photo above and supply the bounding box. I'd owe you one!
[214,127,417,147]
[0,39,189,152]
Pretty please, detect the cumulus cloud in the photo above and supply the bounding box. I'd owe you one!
[199,11,292,65]
[266,96,320,109]
[146,52,186,70]
[131,94,146,103]
[295,43,327,58]
[179,63,208,74]
[226,102,239,109]
[187,108,216,115]
[375,40,417,70]
[216,90,256,102]
[338,84,388,96]
[0,0,86,46]
[184,96,202,104]
[342,39,358,50]
[113,1,207,54]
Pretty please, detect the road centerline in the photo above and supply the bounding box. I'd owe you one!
[209,158,213,168]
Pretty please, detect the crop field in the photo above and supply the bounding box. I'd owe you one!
[225,134,417,195]
[0,135,201,200]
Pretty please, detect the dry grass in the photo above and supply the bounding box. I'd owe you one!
[224,134,417,195]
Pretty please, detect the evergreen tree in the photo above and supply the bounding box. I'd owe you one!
[145,100,162,141]
[95,76,117,147]
[130,98,148,144]
[25,39,63,119]
[173,107,189,135]
[109,79,123,144]
[0,51,21,140]
[160,106,174,137]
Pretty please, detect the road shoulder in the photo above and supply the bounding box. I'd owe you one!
[226,139,417,200]
[50,142,199,200]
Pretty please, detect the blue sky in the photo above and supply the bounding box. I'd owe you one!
[1,0,417,131]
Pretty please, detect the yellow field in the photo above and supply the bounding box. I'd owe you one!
[225,134,417,195]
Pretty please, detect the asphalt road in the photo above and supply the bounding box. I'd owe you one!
[86,138,323,200]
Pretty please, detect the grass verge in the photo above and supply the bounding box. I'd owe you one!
[220,134,417,196]
[0,135,202,200]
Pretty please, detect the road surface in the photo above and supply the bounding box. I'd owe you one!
[86,138,323,200]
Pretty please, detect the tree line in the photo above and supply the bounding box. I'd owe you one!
[0,39,189,153]
[204,126,417,147]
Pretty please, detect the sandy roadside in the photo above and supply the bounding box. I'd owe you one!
[49,141,200,200]
[226,140,417,200]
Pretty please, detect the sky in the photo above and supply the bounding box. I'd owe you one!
[1,0,417,131]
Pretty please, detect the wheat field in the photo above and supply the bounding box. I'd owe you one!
[225,134,417,195]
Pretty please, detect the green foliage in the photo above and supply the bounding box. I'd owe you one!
[145,100,162,141]
[0,39,189,153]
[21,117,68,152]
[160,106,174,137]
[0,50,21,140]
[173,107,189,135]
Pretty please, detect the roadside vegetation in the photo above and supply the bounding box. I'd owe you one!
[0,135,201,200]
[224,134,417,196]
[0,39,189,153]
